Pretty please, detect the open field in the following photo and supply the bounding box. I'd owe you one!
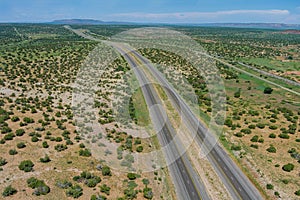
[0,24,172,200]
[0,24,299,200]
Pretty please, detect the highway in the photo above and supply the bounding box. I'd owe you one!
[120,46,264,200]
[109,44,211,200]
[238,62,300,87]
[65,26,211,199]
[66,26,263,200]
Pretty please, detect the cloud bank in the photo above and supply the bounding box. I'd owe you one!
[109,9,297,23]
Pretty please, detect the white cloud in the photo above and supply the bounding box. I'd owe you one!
[109,9,291,23]
[112,9,289,19]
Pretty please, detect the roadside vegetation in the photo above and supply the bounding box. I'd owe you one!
[0,24,163,199]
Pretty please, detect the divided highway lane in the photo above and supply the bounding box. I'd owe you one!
[126,48,264,200]
[112,45,210,200]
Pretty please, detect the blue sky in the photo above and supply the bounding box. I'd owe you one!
[0,0,300,23]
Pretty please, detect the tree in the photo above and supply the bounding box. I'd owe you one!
[127,173,137,180]
[102,166,112,176]
[27,177,50,196]
[266,184,274,190]
[234,89,241,98]
[79,148,91,157]
[19,160,34,172]
[136,146,143,153]
[9,149,18,155]
[42,141,49,148]
[282,163,294,172]
[0,157,7,166]
[100,184,111,195]
[266,146,276,153]
[17,142,26,149]
[143,187,153,199]
[264,87,273,94]
[40,155,51,163]
[66,185,83,198]
[2,185,17,197]
[16,129,25,136]
[142,178,149,186]
[224,118,233,127]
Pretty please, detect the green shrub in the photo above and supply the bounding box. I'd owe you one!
[282,163,294,172]
[241,128,251,134]
[124,188,137,199]
[31,136,39,142]
[102,166,112,176]
[27,177,50,196]
[66,185,83,198]
[40,155,51,163]
[42,141,49,148]
[248,124,256,129]
[17,142,26,149]
[2,185,17,197]
[127,173,137,180]
[23,117,34,123]
[100,184,111,195]
[256,123,265,129]
[264,87,273,94]
[279,133,289,139]
[11,116,20,122]
[15,129,25,136]
[0,157,7,166]
[19,160,34,172]
[295,190,300,196]
[136,146,143,152]
[250,144,258,149]
[1,126,12,134]
[79,149,91,157]
[143,187,153,199]
[269,125,278,130]
[269,133,276,138]
[79,143,85,148]
[250,135,259,142]
[86,177,101,188]
[224,118,233,127]
[9,149,18,155]
[235,132,243,137]
[234,89,241,98]
[266,146,276,153]
[55,144,67,152]
[266,184,274,190]
[4,133,15,141]
[258,138,264,143]
[231,145,241,151]
[91,194,107,200]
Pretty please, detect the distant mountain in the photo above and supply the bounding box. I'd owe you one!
[196,23,300,30]
[49,19,135,25]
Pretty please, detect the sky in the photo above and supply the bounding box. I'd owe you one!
[0,0,300,24]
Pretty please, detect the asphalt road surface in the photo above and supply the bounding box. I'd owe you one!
[66,26,263,200]
[112,44,211,200]
[125,47,264,200]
